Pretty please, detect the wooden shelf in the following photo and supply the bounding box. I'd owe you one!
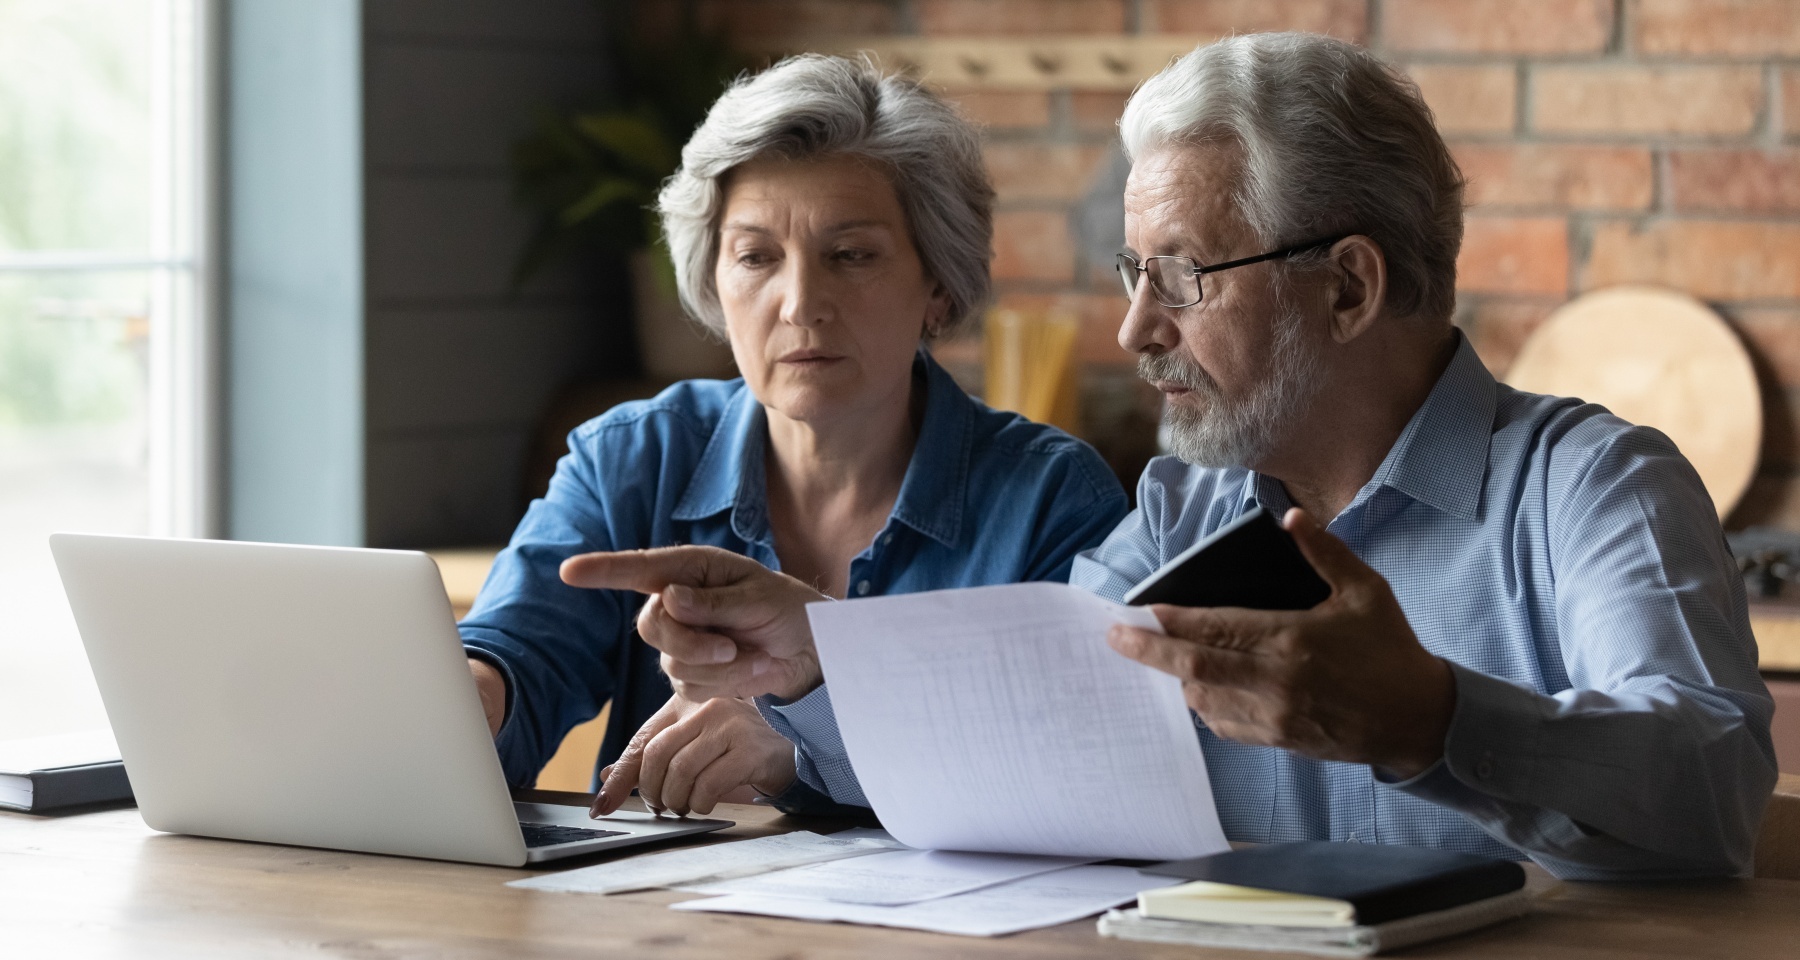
[757,34,1215,91]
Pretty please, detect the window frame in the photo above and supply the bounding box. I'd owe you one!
[0,0,222,539]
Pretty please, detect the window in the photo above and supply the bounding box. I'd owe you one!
[0,0,214,739]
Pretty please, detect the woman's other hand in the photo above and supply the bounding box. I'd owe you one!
[591,694,797,818]
[561,545,827,701]
[468,659,506,738]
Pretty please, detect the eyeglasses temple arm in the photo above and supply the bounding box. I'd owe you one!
[1192,234,1351,275]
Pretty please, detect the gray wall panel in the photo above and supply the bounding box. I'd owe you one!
[365,0,603,48]
[365,174,583,304]
[228,0,365,546]
[364,303,606,434]
[366,43,605,172]
[360,2,624,548]
[364,429,531,547]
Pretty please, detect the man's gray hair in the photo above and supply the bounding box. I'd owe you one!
[658,55,994,338]
[1120,33,1465,324]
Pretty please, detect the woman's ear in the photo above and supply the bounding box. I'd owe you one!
[1325,235,1388,344]
[922,283,953,338]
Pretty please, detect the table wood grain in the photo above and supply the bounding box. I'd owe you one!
[3,792,1797,958]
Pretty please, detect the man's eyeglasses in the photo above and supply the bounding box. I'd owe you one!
[1116,235,1349,308]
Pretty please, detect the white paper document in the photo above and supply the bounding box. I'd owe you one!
[505,831,902,895]
[674,865,1185,937]
[680,848,1091,906]
[806,581,1229,860]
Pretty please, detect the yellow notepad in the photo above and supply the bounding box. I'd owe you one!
[1139,880,1359,928]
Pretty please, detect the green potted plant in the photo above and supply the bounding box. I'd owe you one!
[511,2,746,379]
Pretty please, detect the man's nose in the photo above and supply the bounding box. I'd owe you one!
[1118,276,1180,355]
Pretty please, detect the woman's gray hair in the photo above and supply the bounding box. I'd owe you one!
[1120,33,1465,325]
[658,54,994,338]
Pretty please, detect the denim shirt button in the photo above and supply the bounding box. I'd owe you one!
[855,579,871,596]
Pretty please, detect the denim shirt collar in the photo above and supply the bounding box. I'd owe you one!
[670,347,975,547]
[1246,331,1494,523]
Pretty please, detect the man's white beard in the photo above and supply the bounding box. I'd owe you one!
[1140,300,1323,469]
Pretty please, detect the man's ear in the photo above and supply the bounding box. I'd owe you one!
[1325,235,1387,344]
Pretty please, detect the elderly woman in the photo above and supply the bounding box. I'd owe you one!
[459,55,1126,818]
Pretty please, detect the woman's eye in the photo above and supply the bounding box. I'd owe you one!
[736,251,773,266]
[833,248,876,263]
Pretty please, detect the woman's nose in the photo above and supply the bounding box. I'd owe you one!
[777,257,831,328]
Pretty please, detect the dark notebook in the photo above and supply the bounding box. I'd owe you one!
[0,731,134,814]
[1142,841,1527,926]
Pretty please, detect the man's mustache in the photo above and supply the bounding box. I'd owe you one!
[1137,351,1214,393]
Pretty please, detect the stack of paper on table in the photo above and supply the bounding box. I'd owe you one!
[512,828,1175,937]
[676,863,1185,937]
[666,839,1181,937]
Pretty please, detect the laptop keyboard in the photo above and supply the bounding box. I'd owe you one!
[520,822,628,848]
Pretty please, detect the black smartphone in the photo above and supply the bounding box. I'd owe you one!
[1122,506,1331,610]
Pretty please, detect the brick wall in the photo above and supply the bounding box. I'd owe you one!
[687,0,1800,528]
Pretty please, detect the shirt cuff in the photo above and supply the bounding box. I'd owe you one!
[753,684,868,808]
[463,646,516,728]
[1388,660,1543,813]
[761,766,876,817]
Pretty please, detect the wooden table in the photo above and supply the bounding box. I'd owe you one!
[6,793,1795,959]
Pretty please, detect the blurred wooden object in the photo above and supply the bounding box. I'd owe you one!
[1765,676,1800,777]
[426,547,610,792]
[1750,601,1800,672]
[428,548,501,619]
[1757,773,1800,879]
[534,704,609,793]
[984,308,1081,432]
[1504,285,1761,518]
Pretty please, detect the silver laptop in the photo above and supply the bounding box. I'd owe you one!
[49,533,730,866]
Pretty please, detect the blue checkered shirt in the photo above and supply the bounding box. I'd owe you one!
[771,335,1777,880]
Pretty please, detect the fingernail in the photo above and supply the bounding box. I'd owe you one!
[710,642,736,664]
[751,655,770,677]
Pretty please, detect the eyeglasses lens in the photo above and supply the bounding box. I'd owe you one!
[1116,255,1200,307]
[1149,259,1199,307]
[1115,254,1139,301]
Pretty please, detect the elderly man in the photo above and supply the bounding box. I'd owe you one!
[568,33,1776,880]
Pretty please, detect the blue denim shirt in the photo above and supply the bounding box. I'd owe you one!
[459,350,1128,794]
